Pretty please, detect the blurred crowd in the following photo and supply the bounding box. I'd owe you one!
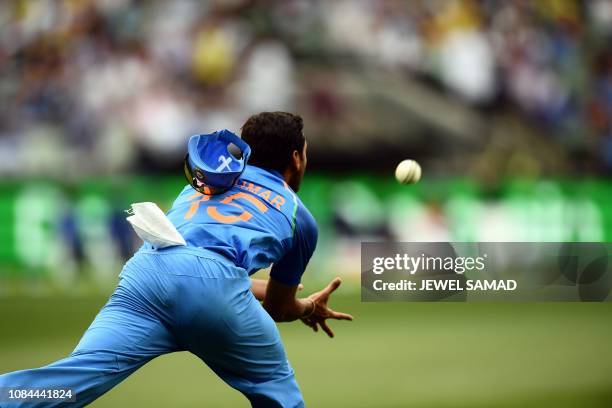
[0,0,611,176]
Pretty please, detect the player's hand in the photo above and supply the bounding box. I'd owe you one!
[300,277,353,338]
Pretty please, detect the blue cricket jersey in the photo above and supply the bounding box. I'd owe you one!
[163,165,318,285]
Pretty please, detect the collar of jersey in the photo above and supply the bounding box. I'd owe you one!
[247,165,284,182]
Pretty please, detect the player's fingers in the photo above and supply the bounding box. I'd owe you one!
[305,320,318,332]
[302,317,318,332]
[298,283,304,291]
[320,321,334,338]
[324,277,342,295]
[330,311,353,321]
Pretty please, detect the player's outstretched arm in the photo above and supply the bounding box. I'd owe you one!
[263,277,353,337]
[251,278,268,301]
[251,278,303,301]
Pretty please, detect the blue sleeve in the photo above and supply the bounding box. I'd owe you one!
[270,204,318,286]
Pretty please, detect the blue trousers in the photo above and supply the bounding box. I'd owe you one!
[0,248,304,407]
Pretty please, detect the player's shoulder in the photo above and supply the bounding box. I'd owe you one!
[241,165,280,186]
[294,194,318,241]
[295,196,317,231]
[241,165,317,231]
[173,184,198,203]
[239,165,293,203]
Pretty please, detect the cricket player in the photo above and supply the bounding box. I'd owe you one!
[0,112,353,407]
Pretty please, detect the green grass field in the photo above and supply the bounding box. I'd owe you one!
[1,294,612,407]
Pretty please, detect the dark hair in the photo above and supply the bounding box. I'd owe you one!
[240,112,305,173]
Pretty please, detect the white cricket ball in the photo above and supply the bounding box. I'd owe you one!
[395,159,422,184]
